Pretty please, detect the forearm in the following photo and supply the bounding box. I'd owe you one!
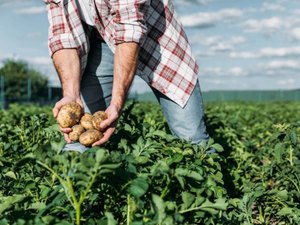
[52,49,81,98]
[111,42,139,111]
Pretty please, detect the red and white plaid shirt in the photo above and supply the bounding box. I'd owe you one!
[45,0,199,107]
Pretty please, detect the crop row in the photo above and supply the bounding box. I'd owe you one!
[0,101,299,225]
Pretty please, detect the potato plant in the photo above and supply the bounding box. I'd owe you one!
[0,101,299,225]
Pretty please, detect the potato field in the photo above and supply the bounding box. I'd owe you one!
[0,101,299,225]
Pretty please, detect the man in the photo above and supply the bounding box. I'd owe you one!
[45,0,209,151]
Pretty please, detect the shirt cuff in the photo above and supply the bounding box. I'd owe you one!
[48,33,78,57]
[114,23,147,45]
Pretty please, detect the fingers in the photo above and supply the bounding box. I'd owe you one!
[64,133,72,144]
[100,117,116,131]
[92,127,115,146]
[52,101,62,118]
[53,97,83,118]
[60,127,72,133]
[76,99,84,109]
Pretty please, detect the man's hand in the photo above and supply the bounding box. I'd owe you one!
[92,103,121,146]
[53,96,83,143]
[91,42,139,146]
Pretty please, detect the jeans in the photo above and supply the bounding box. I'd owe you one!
[63,32,209,152]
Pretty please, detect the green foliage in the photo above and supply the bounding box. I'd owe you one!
[0,59,48,100]
[0,101,299,224]
[205,102,300,224]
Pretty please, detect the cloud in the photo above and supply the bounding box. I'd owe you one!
[276,79,295,86]
[180,8,243,28]
[210,43,233,52]
[0,0,33,7]
[265,60,300,70]
[229,67,248,76]
[230,47,300,59]
[200,66,248,77]
[243,17,284,34]
[14,6,46,15]
[291,28,300,41]
[210,36,245,52]
[243,16,300,36]
[293,9,300,15]
[175,0,213,6]
[190,35,246,55]
[262,3,285,12]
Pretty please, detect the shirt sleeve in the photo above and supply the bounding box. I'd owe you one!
[44,0,78,57]
[110,0,149,45]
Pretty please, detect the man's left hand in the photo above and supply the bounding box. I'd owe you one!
[92,104,121,146]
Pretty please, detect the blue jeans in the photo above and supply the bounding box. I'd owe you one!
[63,32,209,152]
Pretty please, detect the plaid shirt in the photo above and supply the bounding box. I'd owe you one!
[45,0,199,107]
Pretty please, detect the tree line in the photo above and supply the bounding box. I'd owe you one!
[0,59,50,102]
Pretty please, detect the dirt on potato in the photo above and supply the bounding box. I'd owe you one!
[92,111,107,131]
[56,102,83,128]
[80,113,94,130]
[79,129,103,146]
[69,125,85,141]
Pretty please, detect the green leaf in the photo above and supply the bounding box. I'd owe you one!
[0,195,26,214]
[211,143,224,152]
[128,177,149,198]
[150,161,169,176]
[152,130,167,137]
[152,194,166,224]
[96,149,106,163]
[277,207,294,216]
[135,156,149,164]
[276,190,288,201]
[274,143,284,163]
[171,153,183,163]
[105,212,117,225]
[186,171,203,181]
[199,198,228,214]
[4,171,17,180]
[181,192,195,209]
[288,130,297,145]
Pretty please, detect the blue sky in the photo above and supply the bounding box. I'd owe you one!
[0,0,299,92]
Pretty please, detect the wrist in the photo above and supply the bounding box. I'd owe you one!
[110,99,123,114]
[63,88,80,99]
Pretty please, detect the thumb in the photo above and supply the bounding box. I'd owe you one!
[76,98,84,109]
[53,101,63,118]
[100,117,115,130]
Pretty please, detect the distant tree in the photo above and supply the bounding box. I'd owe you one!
[0,59,48,101]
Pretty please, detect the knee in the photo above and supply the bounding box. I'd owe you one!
[169,123,209,144]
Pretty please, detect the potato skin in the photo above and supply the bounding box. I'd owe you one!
[56,102,83,128]
[80,113,94,130]
[79,129,103,146]
[92,111,108,131]
[69,125,85,141]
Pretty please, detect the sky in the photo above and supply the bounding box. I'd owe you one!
[0,0,300,92]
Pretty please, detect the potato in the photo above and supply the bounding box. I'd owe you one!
[79,129,103,146]
[57,102,83,128]
[92,111,108,131]
[80,113,94,130]
[68,125,85,141]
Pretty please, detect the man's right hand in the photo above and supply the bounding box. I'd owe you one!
[53,96,83,143]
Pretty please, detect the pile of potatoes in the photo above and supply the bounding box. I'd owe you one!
[56,102,107,146]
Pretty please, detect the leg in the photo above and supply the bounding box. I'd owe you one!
[80,31,114,113]
[152,80,210,145]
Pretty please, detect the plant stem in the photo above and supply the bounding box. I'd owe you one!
[75,203,81,225]
[127,195,131,225]
[289,145,294,167]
